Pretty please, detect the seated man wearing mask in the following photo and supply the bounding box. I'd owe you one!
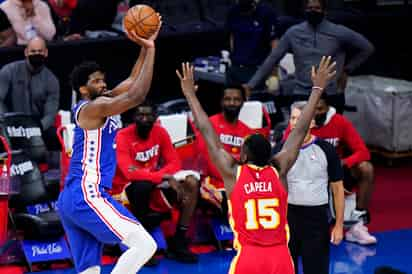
[0,36,60,151]
[113,101,200,264]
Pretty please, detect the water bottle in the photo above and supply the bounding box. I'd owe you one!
[219,50,231,74]
[0,165,9,195]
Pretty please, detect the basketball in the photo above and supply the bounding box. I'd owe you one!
[123,5,160,39]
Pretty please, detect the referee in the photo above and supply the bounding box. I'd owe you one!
[274,101,345,274]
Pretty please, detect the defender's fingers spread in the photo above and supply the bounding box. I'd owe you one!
[176,69,183,80]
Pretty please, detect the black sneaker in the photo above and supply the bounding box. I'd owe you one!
[166,237,198,263]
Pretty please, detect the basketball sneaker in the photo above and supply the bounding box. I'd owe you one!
[345,222,377,245]
[166,236,198,263]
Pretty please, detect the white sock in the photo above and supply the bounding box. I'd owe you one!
[111,225,157,274]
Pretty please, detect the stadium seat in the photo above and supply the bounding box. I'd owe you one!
[0,113,47,165]
[157,113,197,170]
[8,150,63,239]
[238,100,273,138]
[248,92,284,129]
[6,150,71,271]
[157,98,191,116]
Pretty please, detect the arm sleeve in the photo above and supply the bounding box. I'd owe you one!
[247,30,291,88]
[340,117,370,167]
[116,131,163,184]
[154,128,182,178]
[0,64,11,113]
[341,26,374,73]
[316,139,343,183]
[41,73,60,130]
[31,2,56,41]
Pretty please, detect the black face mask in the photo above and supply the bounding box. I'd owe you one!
[28,54,46,70]
[305,11,324,27]
[315,112,327,127]
[136,121,154,139]
[223,106,242,122]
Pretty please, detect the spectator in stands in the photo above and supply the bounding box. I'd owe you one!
[225,0,279,86]
[113,102,199,264]
[313,95,376,245]
[46,0,78,40]
[0,0,56,45]
[0,7,16,46]
[196,85,254,213]
[275,101,344,274]
[67,0,121,36]
[243,0,374,113]
[0,36,60,150]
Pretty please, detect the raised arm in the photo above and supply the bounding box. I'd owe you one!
[176,63,237,194]
[273,56,336,178]
[80,21,161,124]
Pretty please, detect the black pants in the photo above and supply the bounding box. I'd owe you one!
[125,181,173,231]
[288,204,330,274]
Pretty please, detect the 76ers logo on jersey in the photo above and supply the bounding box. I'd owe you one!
[108,116,121,134]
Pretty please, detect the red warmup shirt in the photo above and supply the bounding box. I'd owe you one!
[196,114,254,182]
[283,109,370,168]
[112,123,181,194]
[229,164,289,247]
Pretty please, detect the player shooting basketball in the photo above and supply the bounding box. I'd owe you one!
[176,56,336,274]
[57,14,162,274]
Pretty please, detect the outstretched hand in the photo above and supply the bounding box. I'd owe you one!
[176,62,198,96]
[311,56,337,90]
[125,14,162,49]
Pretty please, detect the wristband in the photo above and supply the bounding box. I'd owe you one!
[312,86,323,91]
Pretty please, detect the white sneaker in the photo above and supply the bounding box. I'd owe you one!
[345,222,377,245]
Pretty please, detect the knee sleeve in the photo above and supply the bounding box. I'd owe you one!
[79,266,100,274]
[122,225,157,256]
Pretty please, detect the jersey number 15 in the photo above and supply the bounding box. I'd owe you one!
[244,198,280,230]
